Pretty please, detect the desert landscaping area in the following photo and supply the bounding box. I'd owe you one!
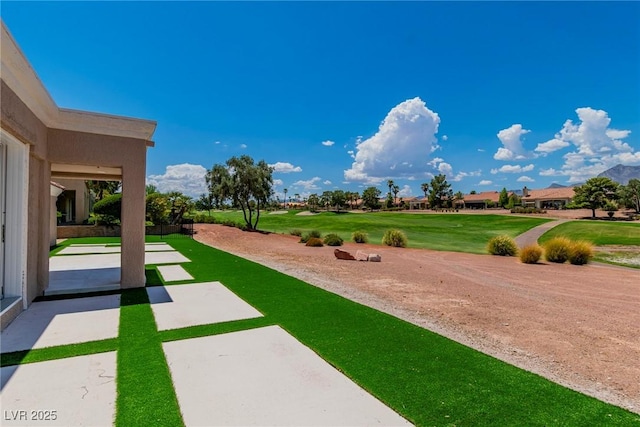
[195,223,640,414]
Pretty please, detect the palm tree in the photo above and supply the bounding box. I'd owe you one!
[421,182,429,209]
[283,188,288,209]
[294,193,300,205]
[392,185,400,206]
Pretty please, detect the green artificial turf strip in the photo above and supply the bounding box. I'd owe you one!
[159,317,274,343]
[202,211,550,253]
[538,221,640,246]
[166,237,639,426]
[0,339,118,367]
[115,288,184,427]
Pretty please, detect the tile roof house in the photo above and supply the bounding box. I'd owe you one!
[521,186,575,209]
[460,191,505,209]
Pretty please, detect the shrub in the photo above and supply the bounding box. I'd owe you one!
[300,230,322,243]
[323,233,344,246]
[289,229,302,237]
[487,235,518,256]
[568,240,594,265]
[305,237,324,247]
[519,244,543,264]
[146,193,169,224]
[544,237,572,263]
[352,230,369,244]
[94,193,122,219]
[382,229,408,248]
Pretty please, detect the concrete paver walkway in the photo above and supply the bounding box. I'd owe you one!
[163,325,411,426]
[0,295,120,353]
[1,352,116,426]
[147,282,263,331]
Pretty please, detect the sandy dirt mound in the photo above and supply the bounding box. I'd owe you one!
[194,224,640,413]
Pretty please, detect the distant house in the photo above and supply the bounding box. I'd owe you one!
[460,191,504,209]
[521,186,575,209]
[408,196,428,210]
[55,179,93,224]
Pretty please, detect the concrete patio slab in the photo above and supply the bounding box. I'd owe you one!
[157,265,194,282]
[163,325,412,426]
[147,282,262,331]
[48,267,121,295]
[0,352,116,426]
[0,295,120,353]
[57,243,175,255]
[50,251,189,272]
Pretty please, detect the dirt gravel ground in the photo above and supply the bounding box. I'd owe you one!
[194,224,640,414]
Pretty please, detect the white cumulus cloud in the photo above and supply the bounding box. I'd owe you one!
[321,140,335,147]
[273,179,284,186]
[478,180,493,186]
[535,108,638,182]
[492,164,535,174]
[323,180,332,185]
[344,97,441,183]
[269,162,303,173]
[517,176,535,182]
[398,185,413,197]
[147,163,208,197]
[292,177,322,191]
[494,124,535,161]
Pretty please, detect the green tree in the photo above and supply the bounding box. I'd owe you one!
[506,193,521,209]
[146,193,169,225]
[392,185,400,206]
[498,187,509,208]
[195,193,214,213]
[320,191,333,211]
[307,193,320,211]
[470,190,477,195]
[619,179,640,213]
[420,183,429,208]
[205,164,230,209]
[331,190,347,211]
[166,191,194,224]
[283,188,288,208]
[210,155,273,230]
[145,184,158,195]
[362,186,381,210]
[572,177,619,218]
[87,180,121,201]
[428,174,453,209]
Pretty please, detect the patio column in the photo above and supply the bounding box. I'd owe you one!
[120,161,146,288]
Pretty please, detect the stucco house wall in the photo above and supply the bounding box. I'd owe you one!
[0,21,156,329]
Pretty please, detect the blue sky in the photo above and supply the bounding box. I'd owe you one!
[3,2,639,199]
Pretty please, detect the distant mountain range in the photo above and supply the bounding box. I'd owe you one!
[547,183,568,189]
[597,164,640,185]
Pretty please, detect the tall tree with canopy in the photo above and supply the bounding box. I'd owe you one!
[428,174,453,209]
[208,155,273,230]
[572,177,619,218]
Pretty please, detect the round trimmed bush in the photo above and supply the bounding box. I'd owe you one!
[544,237,572,263]
[382,229,408,248]
[323,233,344,246]
[352,231,369,244]
[568,240,594,265]
[487,235,518,256]
[305,237,324,247]
[289,229,302,237]
[519,244,543,264]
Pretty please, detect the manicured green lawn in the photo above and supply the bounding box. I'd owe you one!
[538,221,640,246]
[3,236,637,426]
[201,210,550,254]
[539,221,640,268]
